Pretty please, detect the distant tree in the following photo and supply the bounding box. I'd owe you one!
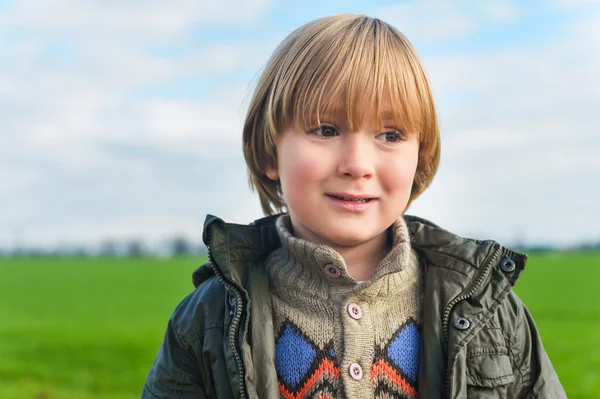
[11,246,24,257]
[51,248,65,258]
[100,240,118,257]
[72,246,90,258]
[127,240,145,258]
[171,236,191,257]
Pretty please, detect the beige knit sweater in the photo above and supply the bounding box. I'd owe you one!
[266,215,422,399]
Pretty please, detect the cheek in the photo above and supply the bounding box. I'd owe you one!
[379,151,419,194]
[279,144,332,196]
[287,157,324,183]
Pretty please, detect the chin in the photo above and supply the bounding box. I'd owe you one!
[321,228,375,247]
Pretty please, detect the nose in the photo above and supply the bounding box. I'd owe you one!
[336,133,374,179]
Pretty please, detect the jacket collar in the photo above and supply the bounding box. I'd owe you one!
[198,213,528,399]
[197,213,527,290]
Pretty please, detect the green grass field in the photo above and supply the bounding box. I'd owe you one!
[0,253,598,398]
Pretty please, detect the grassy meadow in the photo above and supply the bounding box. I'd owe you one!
[0,252,598,398]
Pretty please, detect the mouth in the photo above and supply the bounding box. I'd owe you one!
[325,193,378,203]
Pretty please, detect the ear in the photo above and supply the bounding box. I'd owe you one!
[264,163,279,180]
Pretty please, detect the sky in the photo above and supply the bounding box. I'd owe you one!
[0,0,599,251]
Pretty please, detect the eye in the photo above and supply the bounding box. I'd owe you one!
[308,124,340,137]
[376,131,405,143]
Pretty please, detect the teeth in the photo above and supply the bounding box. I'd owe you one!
[334,196,370,202]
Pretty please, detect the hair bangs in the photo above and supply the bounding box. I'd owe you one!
[282,16,432,139]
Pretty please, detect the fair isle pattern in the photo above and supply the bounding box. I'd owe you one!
[267,215,422,398]
[372,319,420,398]
[275,320,340,399]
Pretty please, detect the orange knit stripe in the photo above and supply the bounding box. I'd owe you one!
[371,359,417,398]
[279,358,339,399]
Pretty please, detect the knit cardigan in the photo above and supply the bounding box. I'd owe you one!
[265,215,423,399]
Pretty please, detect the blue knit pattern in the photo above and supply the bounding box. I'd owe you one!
[276,324,317,388]
[373,319,421,398]
[387,321,420,381]
[275,321,340,398]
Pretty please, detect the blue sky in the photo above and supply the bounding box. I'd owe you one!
[1,0,599,250]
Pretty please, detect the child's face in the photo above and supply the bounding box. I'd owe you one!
[266,99,420,248]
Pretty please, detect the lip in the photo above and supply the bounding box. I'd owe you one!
[325,193,379,213]
[326,192,378,200]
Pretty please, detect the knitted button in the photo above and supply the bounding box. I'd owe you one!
[347,303,363,320]
[499,257,516,273]
[349,363,363,380]
[453,317,470,330]
[324,263,341,278]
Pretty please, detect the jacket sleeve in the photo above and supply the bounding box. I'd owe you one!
[141,318,207,399]
[511,294,567,399]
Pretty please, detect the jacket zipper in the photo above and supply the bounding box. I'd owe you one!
[206,243,247,399]
[442,244,501,398]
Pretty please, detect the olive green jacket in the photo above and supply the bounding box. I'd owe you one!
[142,214,566,399]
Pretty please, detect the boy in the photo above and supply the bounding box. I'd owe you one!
[142,14,566,398]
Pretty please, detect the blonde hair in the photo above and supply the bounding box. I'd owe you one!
[243,14,440,216]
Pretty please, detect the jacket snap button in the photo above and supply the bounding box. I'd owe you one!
[500,258,516,273]
[453,317,470,330]
[347,303,363,320]
[324,263,341,278]
[349,363,363,380]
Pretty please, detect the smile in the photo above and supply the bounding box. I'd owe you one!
[324,193,379,213]
[326,194,375,203]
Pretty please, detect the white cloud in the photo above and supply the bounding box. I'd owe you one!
[181,39,280,76]
[1,1,599,248]
[0,0,274,248]
[0,0,272,37]
[385,2,600,245]
[0,169,37,197]
[555,0,600,6]
[479,3,518,22]
[0,0,275,161]
[371,1,518,43]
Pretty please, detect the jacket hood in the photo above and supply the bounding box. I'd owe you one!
[196,213,527,290]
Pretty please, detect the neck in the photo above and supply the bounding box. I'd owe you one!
[334,233,390,281]
[289,219,391,281]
